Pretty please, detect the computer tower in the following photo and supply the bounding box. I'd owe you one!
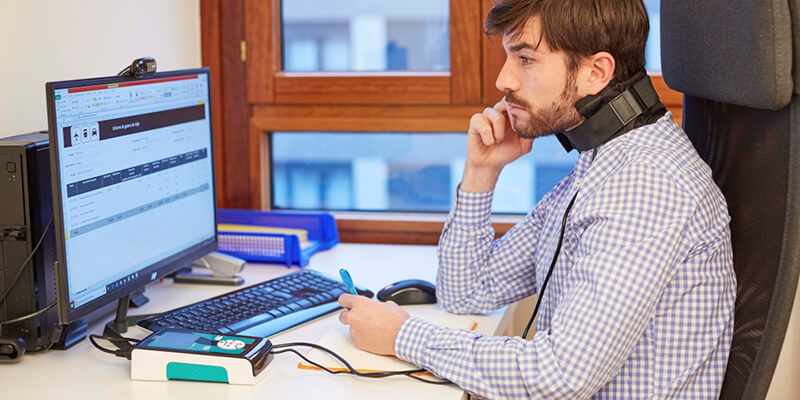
[0,132,58,352]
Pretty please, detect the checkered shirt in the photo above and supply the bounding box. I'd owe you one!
[394,113,736,399]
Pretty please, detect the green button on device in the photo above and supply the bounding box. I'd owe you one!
[166,362,229,383]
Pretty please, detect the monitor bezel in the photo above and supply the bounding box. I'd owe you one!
[45,67,218,324]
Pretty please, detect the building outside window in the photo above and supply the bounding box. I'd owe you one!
[271,1,661,214]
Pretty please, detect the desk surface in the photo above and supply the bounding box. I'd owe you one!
[0,243,509,399]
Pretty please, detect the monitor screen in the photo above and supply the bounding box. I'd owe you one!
[45,68,217,323]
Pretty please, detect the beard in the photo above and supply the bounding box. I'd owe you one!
[504,70,584,139]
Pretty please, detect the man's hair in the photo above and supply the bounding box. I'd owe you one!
[485,0,649,81]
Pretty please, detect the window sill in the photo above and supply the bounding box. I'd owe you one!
[334,211,522,245]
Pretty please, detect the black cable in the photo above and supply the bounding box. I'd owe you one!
[271,348,413,379]
[89,334,119,355]
[91,334,141,344]
[521,192,577,339]
[404,372,451,385]
[0,301,55,326]
[271,342,450,384]
[0,216,53,306]
[88,334,140,358]
[117,66,131,76]
[521,148,597,339]
[272,342,422,377]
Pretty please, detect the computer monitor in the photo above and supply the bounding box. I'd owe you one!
[45,68,217,342]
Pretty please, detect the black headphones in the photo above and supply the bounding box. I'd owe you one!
[117,57,158,78]
[556,72,663,152]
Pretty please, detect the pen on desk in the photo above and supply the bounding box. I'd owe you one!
[339,268,358,295]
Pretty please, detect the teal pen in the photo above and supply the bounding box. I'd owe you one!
[339,268,358,295]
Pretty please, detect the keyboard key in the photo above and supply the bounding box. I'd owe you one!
[297,299,312,308]
[273,291,293,299]
[277,306,292,314]
[227,312,275,332]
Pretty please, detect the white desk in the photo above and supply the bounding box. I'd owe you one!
[0,244,510,399]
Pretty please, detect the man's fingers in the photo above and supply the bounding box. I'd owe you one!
[339,309,350,324]
[469,113,495,147]
[493,100,508,113]
[338,293,358,309]
[483,107,506,143]
[495,100,516,133]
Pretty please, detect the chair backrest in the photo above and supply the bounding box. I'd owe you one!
[661,1,800,399]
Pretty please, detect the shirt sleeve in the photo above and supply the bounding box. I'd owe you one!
[435,184,556,314]
[399,165,698,399]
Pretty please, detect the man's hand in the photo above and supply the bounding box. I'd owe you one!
[338,294,410,356]
[462,100,534,192]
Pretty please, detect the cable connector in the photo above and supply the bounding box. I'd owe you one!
[115,348,132,359]
[88,334,139,360]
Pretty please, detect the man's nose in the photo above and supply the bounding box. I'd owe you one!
[496,60,520,93]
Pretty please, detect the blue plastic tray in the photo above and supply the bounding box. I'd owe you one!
[216,209,339,267]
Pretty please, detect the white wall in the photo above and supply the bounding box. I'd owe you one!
[0,0,201,138]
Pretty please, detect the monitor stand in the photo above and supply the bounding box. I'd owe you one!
[173,251,245,286]
[100,295,142,353]
[105,294,132,336]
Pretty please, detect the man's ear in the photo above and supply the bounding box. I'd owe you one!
[579,51,616,96]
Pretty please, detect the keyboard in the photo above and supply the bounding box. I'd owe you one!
[136,269,373,337]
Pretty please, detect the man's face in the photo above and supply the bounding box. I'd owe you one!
[497,16,585,139]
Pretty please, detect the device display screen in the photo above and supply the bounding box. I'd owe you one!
[140,329,260,356]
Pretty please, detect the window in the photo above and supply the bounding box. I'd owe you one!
[245,0,481,106]
[644,0,661,71]
[271,132,577,214]
[202,0,681,243]
[282,0,450,72]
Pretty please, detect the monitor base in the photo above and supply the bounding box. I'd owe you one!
[50,320,87,350]
[173,251,246,286]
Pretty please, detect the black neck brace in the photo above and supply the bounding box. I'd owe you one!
[556,71,666,152]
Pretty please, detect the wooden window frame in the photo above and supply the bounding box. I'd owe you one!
[202,0,683,245]
[245,0,482,106]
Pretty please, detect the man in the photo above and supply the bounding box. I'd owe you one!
[338,0,736,398]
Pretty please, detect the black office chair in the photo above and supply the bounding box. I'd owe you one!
[661,1,800,399]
